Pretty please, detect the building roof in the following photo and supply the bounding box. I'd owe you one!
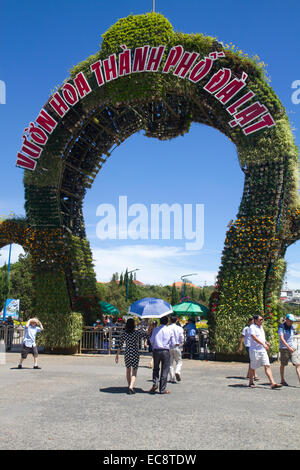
[171,281,200,289]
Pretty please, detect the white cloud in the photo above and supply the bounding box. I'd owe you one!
[287,263,300,279]
[0,244,25,266]
[91,244,217,286]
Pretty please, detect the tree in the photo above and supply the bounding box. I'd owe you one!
[0,253,33,319]
[199,288,207,303]
[128,273,136,301]
[171,282,179,305]
[111,272,119,283]
[0,264,9,310]
[8,254,33,318]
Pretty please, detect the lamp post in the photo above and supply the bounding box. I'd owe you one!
[126,268,140,301]
[3,244,12,322]
[181,273,198,302]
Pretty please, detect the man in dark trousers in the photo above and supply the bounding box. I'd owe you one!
[184,317,197,359]
[149,316,175,395]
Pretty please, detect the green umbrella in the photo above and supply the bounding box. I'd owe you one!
[99,301,120,317]
[172,301,209,318]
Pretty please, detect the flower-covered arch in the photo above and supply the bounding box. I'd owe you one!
[12,13,300,353]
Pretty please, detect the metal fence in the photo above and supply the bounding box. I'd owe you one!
[0,326,25,351]
[79,326,149,355]
[4,325,298,360]
[79,326,211,359]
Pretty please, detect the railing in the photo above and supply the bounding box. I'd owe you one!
[79,326,149,354]
[0,326,25,350]
[79,326,211,359]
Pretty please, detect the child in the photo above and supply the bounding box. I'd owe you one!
[18,318,43,369]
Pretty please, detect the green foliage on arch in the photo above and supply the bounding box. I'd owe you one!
[16,13,300,354]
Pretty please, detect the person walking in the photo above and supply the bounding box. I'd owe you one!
[18,318,43,369]
[115,318,148,394]
[248,315,281,389]
[149,316,175,395]
[238,317,259,381]
[147,320,157,369]
[169,315,184,383]
[183,317,197,359]
[278,314,300,386]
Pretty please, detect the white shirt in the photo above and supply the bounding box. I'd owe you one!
[249,323,266,351]
[168,323,184,348]
[242,326,251,348]
[23,325,41,347]
[150,325,175,350]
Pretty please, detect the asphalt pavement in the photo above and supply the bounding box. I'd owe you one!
[0,352,299,450]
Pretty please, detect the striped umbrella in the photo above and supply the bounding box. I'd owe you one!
[99,301,120,317]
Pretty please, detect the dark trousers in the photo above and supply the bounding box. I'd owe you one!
[186,336,197,358]
[152,349,170,393]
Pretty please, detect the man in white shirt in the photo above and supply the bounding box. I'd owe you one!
[18,318,43,369]
[238,317,259,381]
[149,316,175,394]
[248,315,281,389]
[168,315,184,383]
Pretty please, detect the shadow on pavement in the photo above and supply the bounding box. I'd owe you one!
[227,384,250,388]
[228,383,283,390]
[226,376,247,380]
[99,387,149,394]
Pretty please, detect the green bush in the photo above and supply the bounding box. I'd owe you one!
[38,311,83,349]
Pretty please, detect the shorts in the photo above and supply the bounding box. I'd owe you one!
[280,348,300,367]
[21,344,38,359]
[249,349,270,369]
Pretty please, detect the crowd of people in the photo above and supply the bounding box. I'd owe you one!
[239,313,300,389]
[115,315,187,395]
[1,311,299,393]
[114,312,300,394]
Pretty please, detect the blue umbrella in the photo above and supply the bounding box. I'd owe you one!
[128,297,173,319]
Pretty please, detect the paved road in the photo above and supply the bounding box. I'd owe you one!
[0,352,299,450]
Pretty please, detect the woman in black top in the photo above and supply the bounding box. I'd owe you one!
[115,318,148,394]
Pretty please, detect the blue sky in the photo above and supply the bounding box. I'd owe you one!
[0,0,299,288]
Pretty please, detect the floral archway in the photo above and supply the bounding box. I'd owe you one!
[11,13,299,353]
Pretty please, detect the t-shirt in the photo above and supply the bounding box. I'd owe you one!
[23,325,41,347]
[249,323,266,351]
[168,323,184,347]
[184,323,197,337]
[278,322,295,349]
[242,326,251,348]
[150,326,175,350]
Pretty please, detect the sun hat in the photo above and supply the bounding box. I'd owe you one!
[286,314,296,322]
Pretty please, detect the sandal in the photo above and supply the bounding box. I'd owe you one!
[248,383,256,388]
[280,381,289,386]
[271,383,282,389]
